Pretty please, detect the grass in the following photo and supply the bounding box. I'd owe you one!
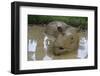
[28,15,88,30]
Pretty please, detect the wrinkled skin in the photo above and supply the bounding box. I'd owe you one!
[45,21,80,55]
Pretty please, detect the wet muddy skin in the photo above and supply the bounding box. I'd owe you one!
[28,25,87,61]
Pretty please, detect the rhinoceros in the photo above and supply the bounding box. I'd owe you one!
[44,21,80,55]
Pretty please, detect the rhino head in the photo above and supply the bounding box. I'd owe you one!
[45,21,80,55]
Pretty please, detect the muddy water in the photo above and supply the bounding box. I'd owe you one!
[28,25,88,61]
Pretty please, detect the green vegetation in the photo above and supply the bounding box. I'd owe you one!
[28,15,88,30]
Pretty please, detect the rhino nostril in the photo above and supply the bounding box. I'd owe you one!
[59,47,64,50]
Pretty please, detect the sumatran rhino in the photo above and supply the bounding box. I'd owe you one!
[44,21,80,55]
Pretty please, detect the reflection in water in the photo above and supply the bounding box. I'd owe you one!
[77,37,88,59]
[43,35,48,51]
[28,40,37,52]
[43,35,52,60]
[28,40,37,60]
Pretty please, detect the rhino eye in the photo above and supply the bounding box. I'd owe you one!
[70,36,74,40]
[70,36,74,44]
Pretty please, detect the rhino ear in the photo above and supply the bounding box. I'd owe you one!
[57,26,63,33]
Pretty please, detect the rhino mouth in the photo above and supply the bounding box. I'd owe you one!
[59,47,64,50]
[55,47,70,51]
[53,47,70,55]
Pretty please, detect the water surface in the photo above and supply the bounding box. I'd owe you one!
[28,25,88,61]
